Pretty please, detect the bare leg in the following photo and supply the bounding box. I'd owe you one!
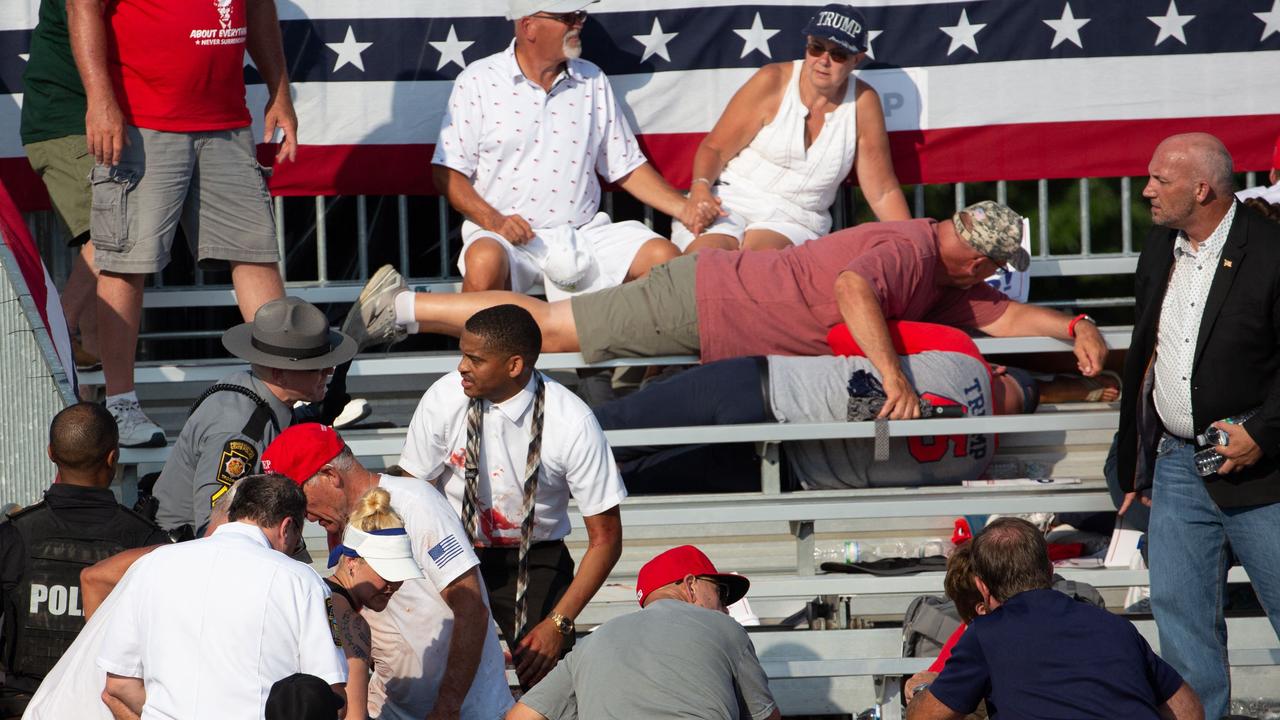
[461,238,512,293]
[681,233,737,255]
[63,243,102,355]
[412,291,580,352]
[741,229,794,252]
[97,271,146,395]
[229,261,285,322]
[1039,371,1121,404]
[624,237,680,280]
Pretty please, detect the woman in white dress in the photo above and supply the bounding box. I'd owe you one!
[677,4,910,253]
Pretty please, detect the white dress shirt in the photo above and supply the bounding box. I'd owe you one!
[431,40,647,230]
[96,522,346,720]
[363,474,513,720]
[1154,203,1237,439]
[398,371,627,547]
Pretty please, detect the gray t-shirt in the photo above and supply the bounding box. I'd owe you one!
[767,351,995,489]
[520,600,776,720]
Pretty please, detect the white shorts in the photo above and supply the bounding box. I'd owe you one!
[670,185,823,251]
[458,213,658,300]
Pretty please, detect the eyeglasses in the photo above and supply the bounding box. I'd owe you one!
[534,10,588,26]
[696,576,732,605]
[806,40,852,64]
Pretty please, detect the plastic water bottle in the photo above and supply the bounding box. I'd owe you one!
[813,538,951,566]
[1193,409,1258,477]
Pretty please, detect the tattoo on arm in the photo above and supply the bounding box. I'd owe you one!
[338,609,372,664]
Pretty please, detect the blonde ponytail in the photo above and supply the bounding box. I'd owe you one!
[347,487,406,532]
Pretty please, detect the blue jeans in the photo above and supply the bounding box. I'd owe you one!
[1148,434,1280,719]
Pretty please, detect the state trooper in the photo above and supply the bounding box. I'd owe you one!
[150,296,357,540]
[0,403,168,718]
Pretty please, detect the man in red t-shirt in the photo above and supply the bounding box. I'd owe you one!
[344,201,1109,419]
[67,0,294,447]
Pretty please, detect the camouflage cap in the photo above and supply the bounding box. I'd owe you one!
[952,201,1030,272]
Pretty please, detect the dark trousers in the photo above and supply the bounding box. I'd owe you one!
[592,357,771,493]
[477,539,576,650]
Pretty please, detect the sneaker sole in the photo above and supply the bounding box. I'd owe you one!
[120,431,167,448]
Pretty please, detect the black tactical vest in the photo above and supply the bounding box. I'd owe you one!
[2,503,135,686]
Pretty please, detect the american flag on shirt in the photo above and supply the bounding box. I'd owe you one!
[427,534,466,569]
[2,0,1278,209]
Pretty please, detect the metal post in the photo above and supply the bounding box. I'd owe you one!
[1078,178,1091,256]
[954,182,965,211]
[642,206,654,230]
[275,196,287,281]
[791,520,815,575]
[913,185,925,217]
[437,197,451,278]
[397,195,411,277]
[315,196,328,283]
[832,186,847,230]
[997,179,1007,206]
[356,195,369,280]
[1037,179,1050,256]
[1120,177,1132,254]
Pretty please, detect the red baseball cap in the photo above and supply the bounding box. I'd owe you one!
[261,423,346,485]
[635,545,750,607]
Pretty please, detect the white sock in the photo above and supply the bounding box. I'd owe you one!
[393,291,419,334]
[106,391,139,406]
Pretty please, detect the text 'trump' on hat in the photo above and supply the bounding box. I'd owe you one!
[635,545,750,607]
[953,200,1031,272]
[262,423,346,485]
[801,4,869,54]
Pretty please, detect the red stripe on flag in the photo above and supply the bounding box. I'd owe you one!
[6,115,1278,210]
[0,178,51,332]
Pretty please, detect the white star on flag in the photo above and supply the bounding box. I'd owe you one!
[326,25,373,73]
[940,9,987,56]
[1044,3,1090,49]
[865,29,883,61]
[1255,0,1280,41]
[734,12,780,59]
[430,25,473,71]
[633,18,678,63]
[1148,0,1194,46]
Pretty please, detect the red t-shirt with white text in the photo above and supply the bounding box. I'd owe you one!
[107,0,251,131]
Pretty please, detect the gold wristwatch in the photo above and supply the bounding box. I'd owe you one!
[548,612,575,636]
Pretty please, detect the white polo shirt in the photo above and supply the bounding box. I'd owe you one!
[364,474,513,720]
[398,371,628,547]
[96,522,346,720]
[431,40,648,230]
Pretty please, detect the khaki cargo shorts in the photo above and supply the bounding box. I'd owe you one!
[570,254,701,363]
[24,135,94,243]
[90,125,279,274]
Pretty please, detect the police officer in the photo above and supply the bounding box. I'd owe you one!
[151,297,357,539]
[0,403,168,717]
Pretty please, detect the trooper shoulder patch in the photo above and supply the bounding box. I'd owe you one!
[212,439,258,506]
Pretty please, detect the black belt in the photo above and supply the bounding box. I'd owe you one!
[475,539,566,556]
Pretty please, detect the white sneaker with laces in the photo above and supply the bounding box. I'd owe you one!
[107,399,166,448]
[342,264,409,351]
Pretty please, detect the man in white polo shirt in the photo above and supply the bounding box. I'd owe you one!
[426,0,714,297]
[96,474,346,719]
[262,424,514,720]
[398,304,626,688]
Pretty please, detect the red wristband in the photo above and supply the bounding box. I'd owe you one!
[1068,313,1094,338]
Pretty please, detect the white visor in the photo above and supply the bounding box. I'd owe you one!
[333,526,424,582]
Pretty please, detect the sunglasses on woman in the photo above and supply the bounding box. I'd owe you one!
[806,40,852,64]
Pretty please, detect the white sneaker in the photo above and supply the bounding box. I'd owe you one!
[107,399,166,448]
[333,398,372,429]
[342,265,409,351]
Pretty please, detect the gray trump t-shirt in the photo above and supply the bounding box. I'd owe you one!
[768,350,995,489]
[519,599,776,720]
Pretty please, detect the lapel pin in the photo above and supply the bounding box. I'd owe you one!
[1223,259,1233,268]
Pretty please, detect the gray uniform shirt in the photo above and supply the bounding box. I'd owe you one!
[768,351,995,489]
[153,370,292,531]
[520,599,776,720]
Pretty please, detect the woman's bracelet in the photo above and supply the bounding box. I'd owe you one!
[691,177,713,188]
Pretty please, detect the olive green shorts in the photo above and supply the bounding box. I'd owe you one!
[24,135,93,244]
[570,254,701,363]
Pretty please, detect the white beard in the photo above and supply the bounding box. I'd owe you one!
[562,30,582,60]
